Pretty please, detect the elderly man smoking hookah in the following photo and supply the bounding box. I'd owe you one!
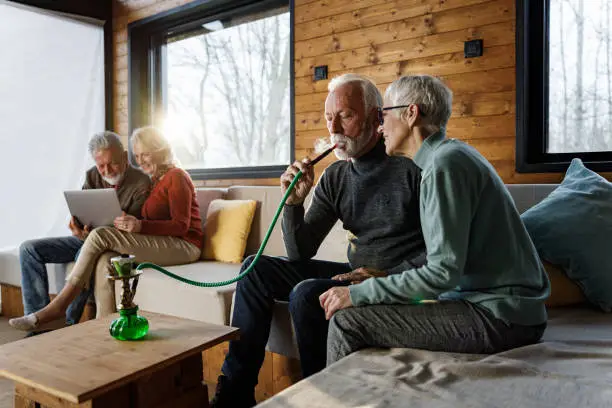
[210,73,427,408]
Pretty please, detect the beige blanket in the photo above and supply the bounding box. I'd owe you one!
[258,307,612,408]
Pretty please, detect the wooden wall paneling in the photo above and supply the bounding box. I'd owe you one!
[295,91,515,134]
[295,20,515,78]
[440,67,516,94]
[1,285,24,318]
[295,44,515,95]
[272,352,302,394]
[201,343,299,404]
[294,0,389,24]
[446,114,515,140]
[256,351,276,402]
[467,137,515,161]
[295,67,515,115]
[294,0,513,58]
[0,285,94,322]
[294,0,494,42]
[452,91,515,117]
[116,42,128,58]
[114,0,609,190]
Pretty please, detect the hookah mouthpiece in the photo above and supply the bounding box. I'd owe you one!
[309,143,338,167]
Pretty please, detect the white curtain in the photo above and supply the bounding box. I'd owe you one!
[0,1,105,249]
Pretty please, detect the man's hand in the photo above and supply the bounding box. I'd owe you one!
[68,217,91,241]
[319,287,353,320]
[114,212,141,233]
[280,158,314,205]
[331,267,388,284]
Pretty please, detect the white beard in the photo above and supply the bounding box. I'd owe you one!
[102,172,125,186]
[331,123,373,160]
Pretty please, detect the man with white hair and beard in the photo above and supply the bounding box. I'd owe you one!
[18,131,150,334]
[211,74,426,408]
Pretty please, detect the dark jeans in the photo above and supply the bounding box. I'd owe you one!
[327,300,547,365]
[221,255,351,394]
[19,236,91,324]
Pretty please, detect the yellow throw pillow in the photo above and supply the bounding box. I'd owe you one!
[543,261,586,307]
[202,199,257,263]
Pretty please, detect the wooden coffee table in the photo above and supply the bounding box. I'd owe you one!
[0,311,238,407]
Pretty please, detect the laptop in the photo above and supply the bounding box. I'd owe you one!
[64,188,123,228]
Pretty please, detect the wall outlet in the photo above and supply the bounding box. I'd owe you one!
[464,39,483,58]
[314,65,328,81]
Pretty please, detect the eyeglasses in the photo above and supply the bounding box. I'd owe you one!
[377,105,426,125]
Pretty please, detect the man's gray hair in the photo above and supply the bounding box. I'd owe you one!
[328,73,383,115]
[385,75,453,130]
[88,131,124,157]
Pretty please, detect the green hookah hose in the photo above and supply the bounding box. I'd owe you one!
[135,170,303,287]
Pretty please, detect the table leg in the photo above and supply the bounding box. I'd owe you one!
[14,390,35,408]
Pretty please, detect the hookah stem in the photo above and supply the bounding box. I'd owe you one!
[136,144,337,288]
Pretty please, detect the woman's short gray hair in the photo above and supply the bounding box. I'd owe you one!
[88,131,124,157]
[130,126,175,166]
[385,75,453,130]
[328,73,383,115]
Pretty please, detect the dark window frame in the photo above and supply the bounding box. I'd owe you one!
[516,0,612,173]
[128,0,294,180]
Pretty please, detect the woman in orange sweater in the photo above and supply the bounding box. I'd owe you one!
[10,126,203,331]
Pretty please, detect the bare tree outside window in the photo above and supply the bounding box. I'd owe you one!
[549,0,612,153]
[163,7,291,170]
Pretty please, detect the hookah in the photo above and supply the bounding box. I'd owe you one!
[108,142,339,340]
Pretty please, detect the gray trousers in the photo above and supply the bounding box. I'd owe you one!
[327,300,546,366]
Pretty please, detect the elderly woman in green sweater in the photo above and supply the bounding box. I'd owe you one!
[320,74,550,365]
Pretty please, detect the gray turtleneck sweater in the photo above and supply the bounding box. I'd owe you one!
[282,140,426,271]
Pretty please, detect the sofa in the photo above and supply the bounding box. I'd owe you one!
[123,185,350,358]
[3,183,608,408]
[0,185,349,358]
[255,183,612,408]
[0,183,562,359]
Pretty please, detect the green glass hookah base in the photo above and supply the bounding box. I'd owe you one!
[109,307,149,341]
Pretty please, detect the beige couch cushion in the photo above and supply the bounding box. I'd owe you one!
[0,246,73,295]
[196,188,226,224]
[226,186,288,257]
[225,186,350,264]
[129,261,239,325]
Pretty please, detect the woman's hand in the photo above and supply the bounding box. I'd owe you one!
[114,212,141,233]
[319,287,353,320]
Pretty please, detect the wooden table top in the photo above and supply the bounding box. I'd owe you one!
[0,311,238,403]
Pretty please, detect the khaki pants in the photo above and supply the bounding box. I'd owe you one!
[67,226,201,317]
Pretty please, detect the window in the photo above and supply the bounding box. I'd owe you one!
[517,0,612,172]
[0,1,105,248]
[129,0,293,179]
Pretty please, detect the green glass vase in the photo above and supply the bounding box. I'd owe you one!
[109,307,149,341]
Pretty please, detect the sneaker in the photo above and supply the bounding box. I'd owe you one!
[210,375,256,408]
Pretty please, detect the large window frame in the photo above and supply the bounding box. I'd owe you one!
[128,0,294,180]
[516,0,612,173]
